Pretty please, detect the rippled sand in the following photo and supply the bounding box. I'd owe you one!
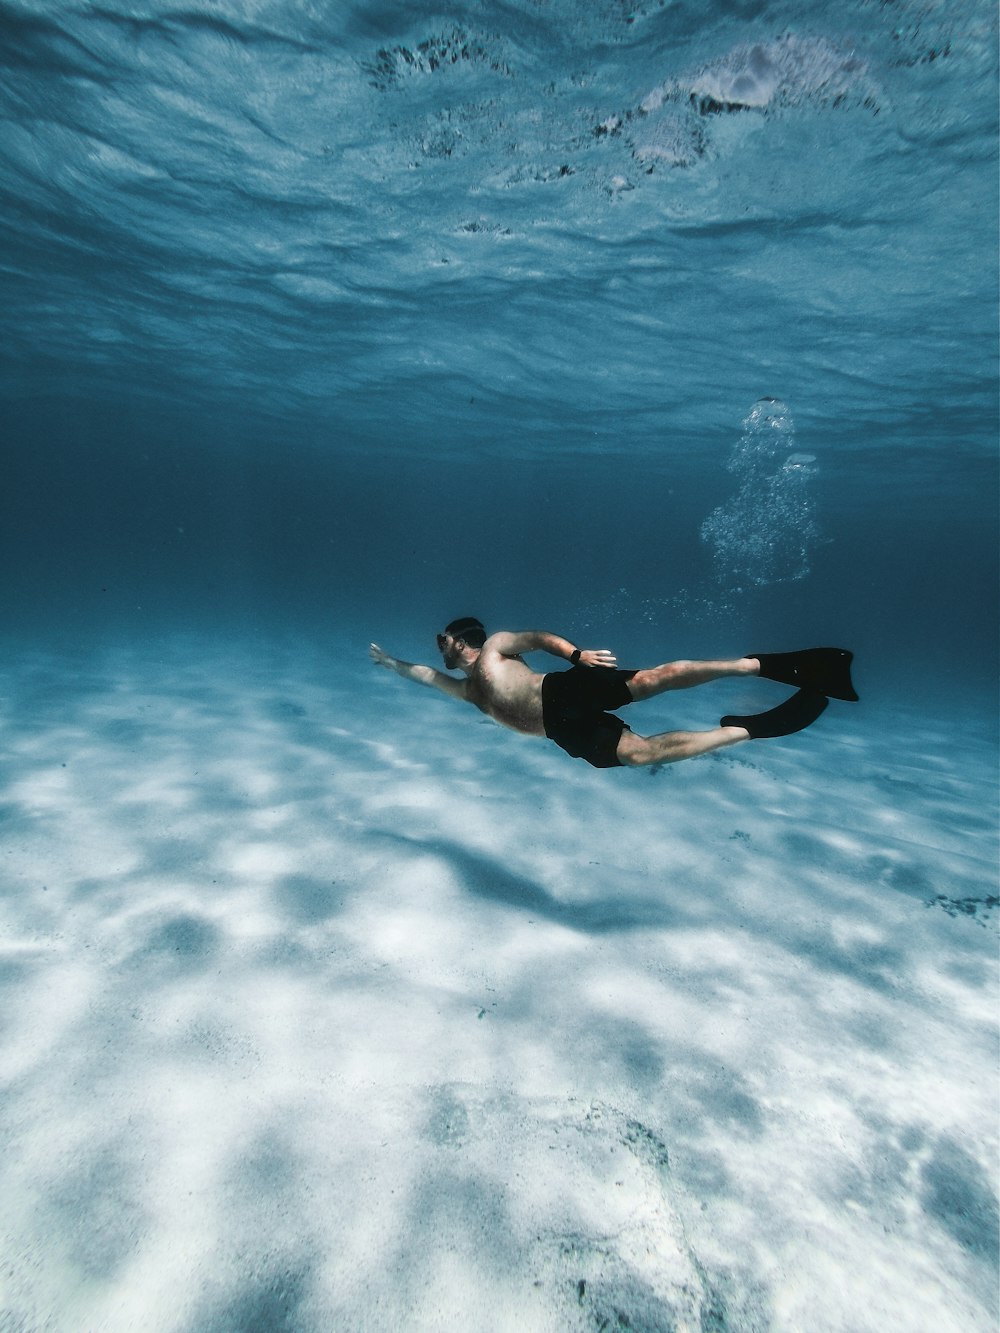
[1,636,996,1332]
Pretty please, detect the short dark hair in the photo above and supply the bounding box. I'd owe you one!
[444,616,486,648]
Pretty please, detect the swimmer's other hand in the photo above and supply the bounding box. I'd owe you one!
[369,643,394,668]
[578,649,617,668]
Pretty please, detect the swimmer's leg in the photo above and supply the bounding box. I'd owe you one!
[616,725,749,767]
[625,657,758,703]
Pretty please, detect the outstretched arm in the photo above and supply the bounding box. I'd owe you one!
[369,643,470,702]
[487,631,617,668]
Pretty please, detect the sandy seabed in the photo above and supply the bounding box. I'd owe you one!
[0,634,996,1333]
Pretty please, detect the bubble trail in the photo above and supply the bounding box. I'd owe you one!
[700,398,819,589]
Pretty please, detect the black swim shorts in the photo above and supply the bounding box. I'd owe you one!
[541,665,638,769]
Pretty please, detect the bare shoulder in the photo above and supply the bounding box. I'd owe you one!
[480,631,521,659]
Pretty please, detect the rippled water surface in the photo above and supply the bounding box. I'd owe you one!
[2,0,996,456]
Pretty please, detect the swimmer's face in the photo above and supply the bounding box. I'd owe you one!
[437,632,463,670]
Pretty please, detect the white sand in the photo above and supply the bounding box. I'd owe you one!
[1,635,996,1332]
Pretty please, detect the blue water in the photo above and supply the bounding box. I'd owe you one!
[1,3,998,1331]
[2,0,997,692]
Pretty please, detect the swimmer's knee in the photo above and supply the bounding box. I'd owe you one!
[615,731,652,767]
[626,661,689,700]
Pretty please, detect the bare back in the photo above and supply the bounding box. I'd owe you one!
[465,641,546,736]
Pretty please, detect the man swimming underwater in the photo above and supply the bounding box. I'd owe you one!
[369,618,858,770]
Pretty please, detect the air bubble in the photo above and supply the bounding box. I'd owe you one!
[700,400,819,587]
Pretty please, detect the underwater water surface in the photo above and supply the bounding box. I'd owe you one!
[0,1,997,1330]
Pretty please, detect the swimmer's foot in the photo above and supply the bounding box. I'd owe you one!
[721,688,828,739]
[751,648,859,702]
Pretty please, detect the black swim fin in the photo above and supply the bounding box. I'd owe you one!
[722,688,828,739]
[752,648,859,702]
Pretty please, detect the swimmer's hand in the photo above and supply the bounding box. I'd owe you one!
[577,649,617,668]
[369,643,396,669]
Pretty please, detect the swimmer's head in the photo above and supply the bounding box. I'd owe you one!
[437,618,486,668]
